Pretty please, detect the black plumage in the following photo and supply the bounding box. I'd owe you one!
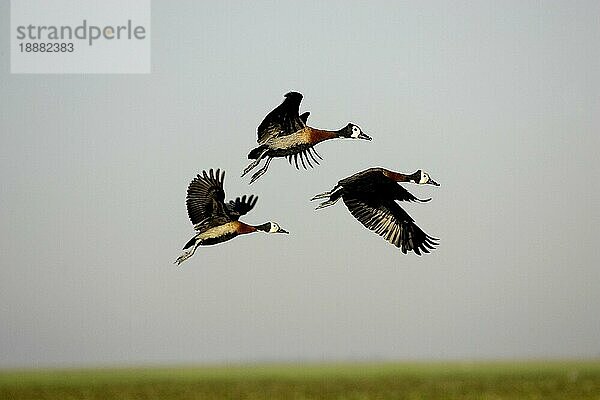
[256,91,305,144]
[311,168,439,255]
[185,169,256,232]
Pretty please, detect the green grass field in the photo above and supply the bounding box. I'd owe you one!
[1,361,599,399]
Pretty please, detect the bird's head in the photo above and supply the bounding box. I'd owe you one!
[412,170,440,186]
[258,221,289,234]
[339,123,372,140]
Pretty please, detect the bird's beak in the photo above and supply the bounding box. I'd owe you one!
[277,227,289,234]
[358,132,372,141]
[427,177,440,186]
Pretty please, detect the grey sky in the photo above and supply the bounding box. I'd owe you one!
[1,0,599,368]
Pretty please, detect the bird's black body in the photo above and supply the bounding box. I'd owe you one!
[311,168,439,255]
[242,91,371,184]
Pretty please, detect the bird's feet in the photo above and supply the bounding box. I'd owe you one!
[174,249,193,266]
[248,157,272,184]
[315,198,339,210]
[310,191,333,201]
[241,159,260,177]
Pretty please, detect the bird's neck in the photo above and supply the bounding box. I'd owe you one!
[253,222,271,233]
[382,169,418,183]
[236,221,259,234]
[308,127,344,143]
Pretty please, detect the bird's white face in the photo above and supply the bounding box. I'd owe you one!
[269,222,280,233]
[268,221,289,234]
[350,125,361,138]
[419,170,430,184]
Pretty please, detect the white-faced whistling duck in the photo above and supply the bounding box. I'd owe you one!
[241,91,372,184]
[311,168,440,255]
[174,168,289,265]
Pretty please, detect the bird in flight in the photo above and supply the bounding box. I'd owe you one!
[175,169,289,265]
[242,91,372,184]
[311,167,439,255]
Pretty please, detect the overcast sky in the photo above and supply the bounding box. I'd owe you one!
[1,0,599,368]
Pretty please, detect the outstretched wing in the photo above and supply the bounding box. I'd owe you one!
[186,169,231,231]
[257,92,306,143]
[342,196,438,255]
[226,195,258,220]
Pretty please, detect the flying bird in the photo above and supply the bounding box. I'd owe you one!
[175,169,289,265]
[242,91,372,184]
[311,168,440,255]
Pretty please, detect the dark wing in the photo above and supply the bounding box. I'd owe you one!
[300,112,310,123]
[257,92,306,143]
[342,196,438,255]
[186,169,231,231]
[226,195,258,220]
[338,168,390,194]
[389,183,431,203]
